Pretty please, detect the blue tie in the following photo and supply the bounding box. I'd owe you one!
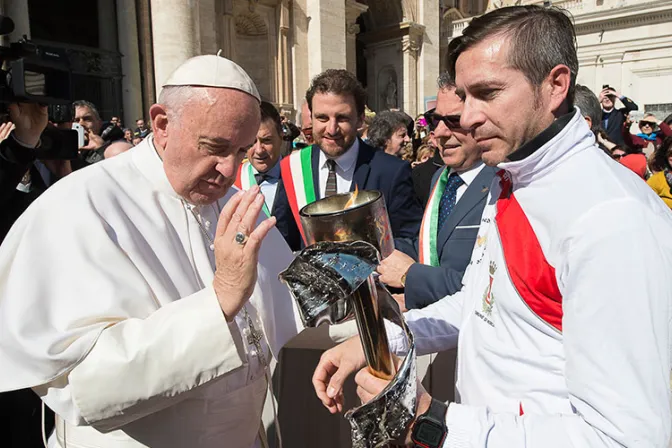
[438,172,464,231]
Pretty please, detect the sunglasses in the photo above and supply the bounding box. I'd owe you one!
[640,122,654,127]
[423,109,462,131]
[612,153,624,160]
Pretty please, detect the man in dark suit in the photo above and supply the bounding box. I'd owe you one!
[378,72,496,310]
[234,101,284,217]
[600,85,638,146]
[274,69,423,251]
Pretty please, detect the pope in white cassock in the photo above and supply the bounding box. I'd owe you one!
[0,55,304,447]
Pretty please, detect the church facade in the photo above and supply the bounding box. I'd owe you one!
[3,0,671,125]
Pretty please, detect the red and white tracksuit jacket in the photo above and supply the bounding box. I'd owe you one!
[390,110,672,447]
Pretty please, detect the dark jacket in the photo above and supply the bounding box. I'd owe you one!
[412,149,444,207]
[602,97,638,145]
[274,140,424,251]
[396,165,497,309]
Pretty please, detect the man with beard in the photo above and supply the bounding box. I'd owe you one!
[274,69,423,251]
[313,6,672,447]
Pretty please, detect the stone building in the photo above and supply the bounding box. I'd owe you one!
[2,0,670,124]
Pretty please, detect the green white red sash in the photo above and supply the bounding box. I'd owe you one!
[279,146,316,243]
[418,167,449,266]
[234,161,271,217]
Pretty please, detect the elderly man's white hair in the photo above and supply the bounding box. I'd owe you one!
[158,86,213,120]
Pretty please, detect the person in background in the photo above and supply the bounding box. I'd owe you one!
[132,136,143,146]
[620,153,648,180]
[299,101,314,145]
[359,107,376,141]
[623,113,672,154]
[234,101,285,217]
[367,110,412,156]
[600,84,638,145]
[123,128,133,144]
[647,136,672,208]
[412,144,435,168]
[104,141,133,159]
[110,116,121,128]
[134,118,150,139]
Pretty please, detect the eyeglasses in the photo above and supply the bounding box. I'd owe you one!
[423,109,462,131]
[612,153,624,160]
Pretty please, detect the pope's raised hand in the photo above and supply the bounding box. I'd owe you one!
[213,186,277,321]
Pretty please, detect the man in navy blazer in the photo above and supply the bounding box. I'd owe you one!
[378,73,496,310]
[274,69,422,252]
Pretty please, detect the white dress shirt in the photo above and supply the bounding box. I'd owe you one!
[450,161,485,204]
[252,161,281,212]
[318,139,360,198]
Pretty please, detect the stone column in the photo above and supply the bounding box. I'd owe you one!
[116,0,144,125]
[401,23,424,116]
[219,0,237,60]
[150,0,200,96]
[136,0,156,111]
[345,0,368,74]
[306,0,346,78]
[276,0,292,112]
[418,0,439,112]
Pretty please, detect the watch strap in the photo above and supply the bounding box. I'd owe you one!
[427,398,448,423]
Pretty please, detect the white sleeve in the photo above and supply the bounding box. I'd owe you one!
[387,287,464,357]
[35,286,246,433]
[440,200,672,448]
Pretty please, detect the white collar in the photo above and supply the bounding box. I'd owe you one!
[319,138,360,172]
[132,134,180,199]
[498,109,595,186]
[450,162,485,187]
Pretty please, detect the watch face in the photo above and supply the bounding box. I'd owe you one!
[413,420,444,446]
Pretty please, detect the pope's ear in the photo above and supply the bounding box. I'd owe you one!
[149,104,169,143]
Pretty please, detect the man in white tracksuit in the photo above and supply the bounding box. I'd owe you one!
[312,6,672,447]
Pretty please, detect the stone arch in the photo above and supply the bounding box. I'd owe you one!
[235,12,268,36]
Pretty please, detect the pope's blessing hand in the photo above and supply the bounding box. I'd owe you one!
[213,186,276,321]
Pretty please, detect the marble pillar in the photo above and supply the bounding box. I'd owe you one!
[401,23,424,116]
[306,0,346,78]
[150,0,200,96]
[276,0,292,114]
[116,0,144,125]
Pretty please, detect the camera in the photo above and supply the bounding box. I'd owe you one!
[0,17,71,105]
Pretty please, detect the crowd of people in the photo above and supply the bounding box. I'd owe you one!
[0,4,671,448]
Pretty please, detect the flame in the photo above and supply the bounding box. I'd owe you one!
[344,185,359,209]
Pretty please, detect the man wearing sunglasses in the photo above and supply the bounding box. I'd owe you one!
[377,73,496,311]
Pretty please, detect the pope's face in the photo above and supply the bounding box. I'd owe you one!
[247,119,283,173]
[159,88,260,205]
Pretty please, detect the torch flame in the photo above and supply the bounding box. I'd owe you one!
[344,185,359,209]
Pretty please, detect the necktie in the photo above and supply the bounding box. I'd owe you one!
[437,172,464,231]
[325,159,338,197]
[254,171,270,185]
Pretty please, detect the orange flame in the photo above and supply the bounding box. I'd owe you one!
[344,185,359,209]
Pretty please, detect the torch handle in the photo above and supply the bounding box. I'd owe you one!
[350,276,395,380]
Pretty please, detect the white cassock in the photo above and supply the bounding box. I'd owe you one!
[0,136,303,448]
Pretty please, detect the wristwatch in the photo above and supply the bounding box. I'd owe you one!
[411,398,448,448]
[400,267,410,287]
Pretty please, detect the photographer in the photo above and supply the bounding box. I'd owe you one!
[0,102,56,448]
[600,85,638,145]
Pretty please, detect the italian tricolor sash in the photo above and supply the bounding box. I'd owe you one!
[418,168,448,266]
[233,161,271,217]
[279,146,316,243]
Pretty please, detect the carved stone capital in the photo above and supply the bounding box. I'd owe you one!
[347,23,361,35]
[345,0,369,33]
